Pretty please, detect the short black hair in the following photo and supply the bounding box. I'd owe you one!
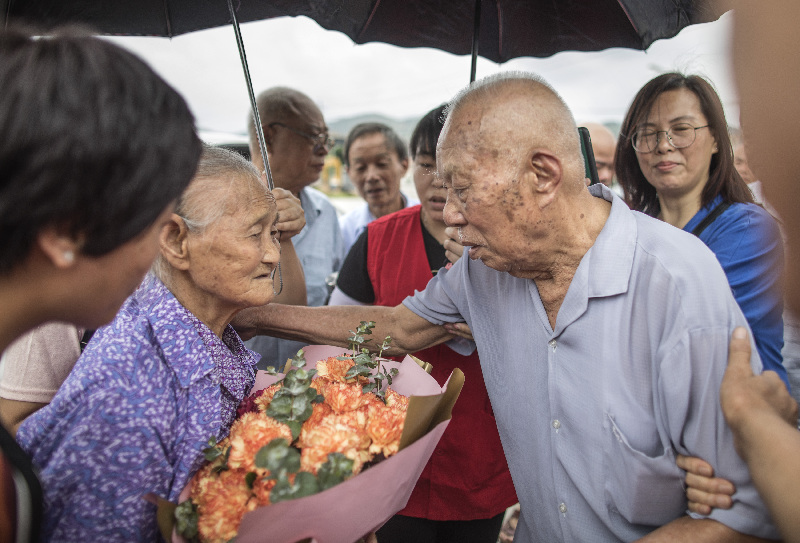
[343,122,408,167]
[0,25,202,274]
[409,105,447,160]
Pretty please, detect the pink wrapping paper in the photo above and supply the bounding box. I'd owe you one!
[172,345,463,543]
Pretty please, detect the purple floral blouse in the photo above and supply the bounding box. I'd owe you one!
[17,274,258,541]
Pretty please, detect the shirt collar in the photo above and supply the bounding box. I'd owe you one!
[134,274,258,391]
[581,184,636,299]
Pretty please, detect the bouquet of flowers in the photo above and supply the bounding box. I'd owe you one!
[164,322,463,543]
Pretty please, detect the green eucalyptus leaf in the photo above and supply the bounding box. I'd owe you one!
[317,453,355,491]
[203,446,222,462]
[291,349,306,366]
[266,394,293,419]
[254,438,296,472]
[174,499,199,540]
[245,471,257,489]
[269,474,295,503]
[362,383,378,394]
[304,387,320,403]
[286,420,303,442]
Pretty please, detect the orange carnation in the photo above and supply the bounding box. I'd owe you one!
[366,404,405,456]
[228,412,293,474]
[194,469,254,543]
[253,383,283,413]
[323,381,368,413]
[385,387,410,412]
[315,356,356,383]
[298,417,372,474]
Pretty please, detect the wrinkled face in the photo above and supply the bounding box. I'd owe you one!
[438,104,539,276]
[186,177,281,312]
[346,132,408,216]
[413,152,447,225]
[78,204,175,327]
[635,88,718,203]
[263,104,329,193]
[733,143,758,185]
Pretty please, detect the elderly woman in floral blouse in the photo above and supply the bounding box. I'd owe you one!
[17,145,306,541]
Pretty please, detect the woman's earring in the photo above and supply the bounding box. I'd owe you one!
[63,251,75,263]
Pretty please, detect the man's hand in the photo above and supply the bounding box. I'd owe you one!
[720,327,799,459]
[676,454,734,515]
[273,187,305,239]
[443,226,465,264]
[443,322,474,342]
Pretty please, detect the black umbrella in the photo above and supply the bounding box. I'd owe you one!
[5,1,726,75]
[2,0,728,182]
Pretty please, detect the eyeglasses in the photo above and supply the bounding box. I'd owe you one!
[631,123,710,153]
[269,122,334,151]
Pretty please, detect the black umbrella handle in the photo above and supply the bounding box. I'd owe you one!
[226,0,274,192]
[227,0,282,295]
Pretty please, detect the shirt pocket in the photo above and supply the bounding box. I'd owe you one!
[603,414,686,526]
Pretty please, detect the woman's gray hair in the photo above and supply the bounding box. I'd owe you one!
[152,144,266,281]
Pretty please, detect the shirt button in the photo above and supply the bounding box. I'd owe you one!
[552,420,561,430]
[559,502,567,514]
[548,339,557,351]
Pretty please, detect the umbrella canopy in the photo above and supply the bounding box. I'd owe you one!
[4,0,725,63]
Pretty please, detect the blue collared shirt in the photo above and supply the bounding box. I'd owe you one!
[247,186,345,369]
[684,194,786,386]
[403,184,778,541]
[18,274,258,541]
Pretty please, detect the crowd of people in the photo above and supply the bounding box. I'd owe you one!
[1,3,799,541]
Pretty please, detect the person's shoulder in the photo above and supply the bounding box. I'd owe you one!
[303,186,335,208]
[339,203,372,239]
[371,205,420,227]
[630,211,731,292]
[723,202,780,235]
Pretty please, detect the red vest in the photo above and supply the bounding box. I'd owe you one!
[366,206,517,520]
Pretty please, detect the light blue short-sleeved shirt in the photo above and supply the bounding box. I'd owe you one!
[247,187,345,369]
[403,184,778,541]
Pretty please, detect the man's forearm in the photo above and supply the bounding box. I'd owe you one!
[233,303,449,355]
[637,516,773,542]
[731,411,800,543]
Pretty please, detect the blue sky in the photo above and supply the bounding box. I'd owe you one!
[107,10,736,137]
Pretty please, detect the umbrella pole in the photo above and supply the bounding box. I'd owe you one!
[226,0,274,192]
[226,0,283,295]
[470,0,481,83]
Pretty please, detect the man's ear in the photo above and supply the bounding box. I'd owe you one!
[159,214,192,271]
[36,225,83,269]
[529,150,563,203]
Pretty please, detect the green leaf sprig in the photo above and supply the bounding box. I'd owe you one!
[174,499,199,542]
[254,350,354,503]
[202,435,231,473]
[341,321,399,402]
[264,349,324,441]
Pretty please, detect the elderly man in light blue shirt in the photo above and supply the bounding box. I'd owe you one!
[237,73,778,541]
[244,87,345,369]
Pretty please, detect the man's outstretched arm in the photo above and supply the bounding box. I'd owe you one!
[232,303,450,356]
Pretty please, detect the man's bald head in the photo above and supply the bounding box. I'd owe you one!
[247,87,327,194]
[582,122,616,187]
[248,87,322,150]
[440,72,585,192]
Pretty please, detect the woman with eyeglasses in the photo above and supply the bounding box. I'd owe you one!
[616,72,787,384]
